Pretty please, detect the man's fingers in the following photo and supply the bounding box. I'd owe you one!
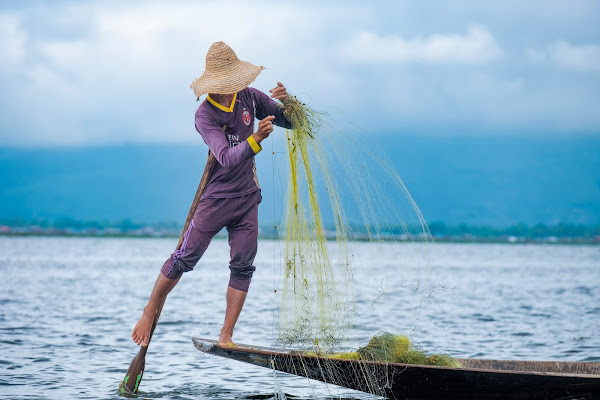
[258,116,275,136]
[261,124,274,133]
[269,82,285,95]
[260,119,274,129]
[270,83,287,99]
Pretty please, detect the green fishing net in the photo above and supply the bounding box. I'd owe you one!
[270,94,456,397]
[352,332,460,367]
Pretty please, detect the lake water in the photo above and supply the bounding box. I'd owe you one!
[0,237,598,399]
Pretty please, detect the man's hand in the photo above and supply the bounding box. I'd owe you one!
[253,115,275,144]
[269,82,288,100]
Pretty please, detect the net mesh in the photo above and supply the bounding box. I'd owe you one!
[270,94,457,397]
[278,95,352,350]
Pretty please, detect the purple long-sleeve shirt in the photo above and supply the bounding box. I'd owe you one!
[195,87,292,199]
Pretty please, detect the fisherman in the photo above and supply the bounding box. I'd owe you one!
[131,41,292,347]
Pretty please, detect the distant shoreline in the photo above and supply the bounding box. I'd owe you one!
[1,231,598,245]
[2,219,598,245]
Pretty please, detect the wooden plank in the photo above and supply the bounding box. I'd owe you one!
[457,358,600,376]
[192,337,600,400]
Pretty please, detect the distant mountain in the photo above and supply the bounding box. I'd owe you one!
[381,134,600,226]
[1,135,599,226]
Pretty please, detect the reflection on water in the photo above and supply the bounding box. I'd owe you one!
[0,237,598,399]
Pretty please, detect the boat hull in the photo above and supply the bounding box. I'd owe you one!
[192,338,600,400]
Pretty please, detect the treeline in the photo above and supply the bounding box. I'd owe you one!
[427,222,600,239]
[0,217,181,231]
[1,218,599,243]
[0,217,182,237]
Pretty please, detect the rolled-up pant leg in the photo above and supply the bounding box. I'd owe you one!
[227,191,261,292]
[161,197,227,279]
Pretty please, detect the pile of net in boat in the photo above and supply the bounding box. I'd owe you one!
[324,332,461,368]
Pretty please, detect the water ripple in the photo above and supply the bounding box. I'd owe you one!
[1,237,598,400]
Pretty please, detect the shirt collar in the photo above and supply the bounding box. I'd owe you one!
[207,92,237,112]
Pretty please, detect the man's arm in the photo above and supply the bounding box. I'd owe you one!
[251,85,293,129]
[196,114,259,168]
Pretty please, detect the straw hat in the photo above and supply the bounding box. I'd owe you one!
[190,41,264,99]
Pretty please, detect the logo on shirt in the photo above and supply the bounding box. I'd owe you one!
[228,134,240,147]
[242,109,251,126]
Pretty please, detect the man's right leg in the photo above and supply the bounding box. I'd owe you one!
[132,273,179,347]
[131,197,226,347]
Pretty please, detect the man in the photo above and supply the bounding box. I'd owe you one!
[131,41,292,347]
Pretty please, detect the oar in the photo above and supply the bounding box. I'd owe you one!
[119,151,217,397]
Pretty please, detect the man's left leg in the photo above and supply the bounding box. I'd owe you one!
[219,192,260,345]
[219,286,248,345]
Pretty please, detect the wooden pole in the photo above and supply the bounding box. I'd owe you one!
[119,151,217,397]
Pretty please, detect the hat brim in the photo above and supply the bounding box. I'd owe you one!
[191,60,264,98]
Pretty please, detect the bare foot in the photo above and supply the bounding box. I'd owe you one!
[218,331,236,347]
[132,309,154,347]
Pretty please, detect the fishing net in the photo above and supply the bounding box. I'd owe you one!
[338,332,460,368]
[268,95,457,397]
[277,95,352,350]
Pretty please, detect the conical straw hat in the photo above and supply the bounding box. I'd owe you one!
[190,41,264,99]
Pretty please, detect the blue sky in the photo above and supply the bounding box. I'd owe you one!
[0,0,599,147]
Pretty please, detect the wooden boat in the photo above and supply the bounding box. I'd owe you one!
[192,337,600,400]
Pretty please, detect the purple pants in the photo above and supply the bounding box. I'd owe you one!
[161,190,261,292]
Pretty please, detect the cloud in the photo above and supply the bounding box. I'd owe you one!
[340,25,503,65]
[0,13,27,72]
[527,40,600,72]
[0,1,599,147]
[549,41,600,72]
[0,2,345,147]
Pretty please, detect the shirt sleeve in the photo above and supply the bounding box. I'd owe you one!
[195,112,256,169]
[250,87,294,129]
